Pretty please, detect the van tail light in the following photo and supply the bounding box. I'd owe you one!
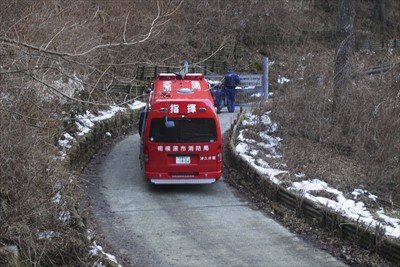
[144,145,149,163]
[217,145,222,163]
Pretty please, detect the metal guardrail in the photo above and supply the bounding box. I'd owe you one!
[206,74,263,107]
[205,74,262,88]
[136,61,228,80]
[107,83,144,96]
[107,73,263,107]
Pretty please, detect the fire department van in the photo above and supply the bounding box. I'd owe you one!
[139,73,222,184]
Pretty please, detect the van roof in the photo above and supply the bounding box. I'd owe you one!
[151,73,212,104]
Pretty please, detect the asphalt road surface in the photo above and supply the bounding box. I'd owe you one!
[87,109,347,267]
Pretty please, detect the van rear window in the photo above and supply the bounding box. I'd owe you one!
[149,118,217,143]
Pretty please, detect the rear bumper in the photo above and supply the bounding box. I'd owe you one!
[151,178,216,184]
[145,171,221,184]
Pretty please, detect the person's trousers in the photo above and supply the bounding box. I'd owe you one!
[225,87,236,112]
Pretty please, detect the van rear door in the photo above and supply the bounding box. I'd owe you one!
[144,116,222,183]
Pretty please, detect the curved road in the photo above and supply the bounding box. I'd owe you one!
[87,110,347,267]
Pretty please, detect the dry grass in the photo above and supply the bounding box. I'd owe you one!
[270,44,400,208]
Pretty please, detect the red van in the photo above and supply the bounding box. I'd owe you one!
[139,73,222,184]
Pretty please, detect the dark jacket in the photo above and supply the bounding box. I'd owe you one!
[224,70,241,88]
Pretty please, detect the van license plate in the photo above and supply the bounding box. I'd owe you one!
[176,156,190,164]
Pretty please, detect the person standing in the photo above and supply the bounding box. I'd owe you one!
[223,68,240,112]
[211,83,224,113]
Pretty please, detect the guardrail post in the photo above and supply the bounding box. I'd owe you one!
[183,60,188,74]
[262,57,269,100]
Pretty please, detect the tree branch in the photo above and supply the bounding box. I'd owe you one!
[29,73,108,106]
[0,0,176,58]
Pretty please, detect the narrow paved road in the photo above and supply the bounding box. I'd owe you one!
[86,110,347,267]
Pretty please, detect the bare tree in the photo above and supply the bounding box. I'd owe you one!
[373,0,386,34]
[333,0,355,115]
[373,0,385,23]
[0,1,188,265]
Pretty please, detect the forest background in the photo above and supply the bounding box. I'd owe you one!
[1,0,399,265]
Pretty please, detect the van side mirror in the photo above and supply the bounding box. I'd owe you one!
[165,121,175,128]
[164,115,175,128]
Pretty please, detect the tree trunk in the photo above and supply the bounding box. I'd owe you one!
[373,0,386,34]
[374,0,385,23]
[333,0,355,115]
